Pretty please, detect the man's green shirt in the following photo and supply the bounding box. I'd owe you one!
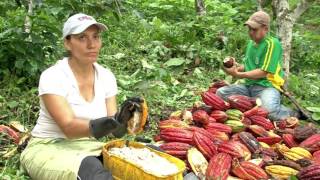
[243,35,285,91]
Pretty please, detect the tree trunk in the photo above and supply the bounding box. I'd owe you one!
[25,0,33,34]
[271,0,312,88]
[257,0,263,10]
[195,0,206,16]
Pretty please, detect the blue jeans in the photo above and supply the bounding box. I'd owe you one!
[216,84,294,121]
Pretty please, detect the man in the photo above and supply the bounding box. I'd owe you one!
[216,11,298,121]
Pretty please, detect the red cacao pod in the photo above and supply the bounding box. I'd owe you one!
[206,153,232,180]
[249,115,274,130]
[227,95,254,112]
[210,110,228,123]
[159,142,192,159]
[201,92,229,111]
[193,132,218,159]
[160,128,193,144]
[192,110,209,125]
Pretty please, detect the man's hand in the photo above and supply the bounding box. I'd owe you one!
[223,65,239,77]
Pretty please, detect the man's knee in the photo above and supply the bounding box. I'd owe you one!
[216,86,229,100]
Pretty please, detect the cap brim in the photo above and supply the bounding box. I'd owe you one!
[63,22,108,39]
[244,20,260,29]
[73,22,108,34]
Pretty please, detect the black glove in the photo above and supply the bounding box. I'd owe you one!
[89,97,144,139]
[112,97,144,138]
[89,116,120,139]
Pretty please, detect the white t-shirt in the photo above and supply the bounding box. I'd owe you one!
[31,57,118,138]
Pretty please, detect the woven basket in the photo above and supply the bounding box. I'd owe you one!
[102,139,185,180]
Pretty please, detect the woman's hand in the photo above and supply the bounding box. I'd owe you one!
[112,97,144,137]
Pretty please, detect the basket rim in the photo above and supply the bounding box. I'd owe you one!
[102,139,186,178]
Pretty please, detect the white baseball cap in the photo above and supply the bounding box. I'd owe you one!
[62,13,108,39]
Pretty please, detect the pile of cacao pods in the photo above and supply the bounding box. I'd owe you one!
[154,80,320,180]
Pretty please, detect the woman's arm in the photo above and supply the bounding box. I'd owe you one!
[41,94,91,139]
[106,96,117,116]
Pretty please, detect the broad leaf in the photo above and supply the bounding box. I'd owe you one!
[164,58,186,67]
[306,107,320,112]
[312,112,320,121]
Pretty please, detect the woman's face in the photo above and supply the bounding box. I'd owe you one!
[64,25,102,64]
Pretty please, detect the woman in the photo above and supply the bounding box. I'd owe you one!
[20,13,142,180]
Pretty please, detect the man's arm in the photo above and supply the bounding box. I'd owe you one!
[224,66,267,79]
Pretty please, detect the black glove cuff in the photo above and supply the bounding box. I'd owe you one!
[89,117,120,139]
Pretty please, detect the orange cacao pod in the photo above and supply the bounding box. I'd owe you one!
[159,119,189,130]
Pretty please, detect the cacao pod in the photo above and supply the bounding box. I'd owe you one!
[187,147,208,179]
[224,120,245,133]
[239,132,261,153]
[297,164,320,180]
[159,119,189,130]
[257,136,282,145]
[0,125,20,144]
[159,142,192,159]
[205,129,229,142]
[188,127,216,142]
[160,128,193,144]
[265,165,298,179]
[193,132,217,159]
[294,123,318,142]
[282,134,298,148]
[225,109,243,121]
[313,150,320,164]
[218,140,251,160]
[283,147,312,161]
[201,92,229,111]
[249,115,274,130]
[266,160,302,170]
[210,110,228,123]
[300,134,320,152]
[205,122,232,134]
[192,110,210,125]
[232,160,268,180]
[227,95,254,112]
[206,153,232,180]
[248,125,269,137]
[243,107,268,118]
[210,80,229,89]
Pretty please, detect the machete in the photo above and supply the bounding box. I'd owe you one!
[281,87,313,121]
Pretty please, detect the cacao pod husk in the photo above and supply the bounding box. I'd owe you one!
[206,153,232,180]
